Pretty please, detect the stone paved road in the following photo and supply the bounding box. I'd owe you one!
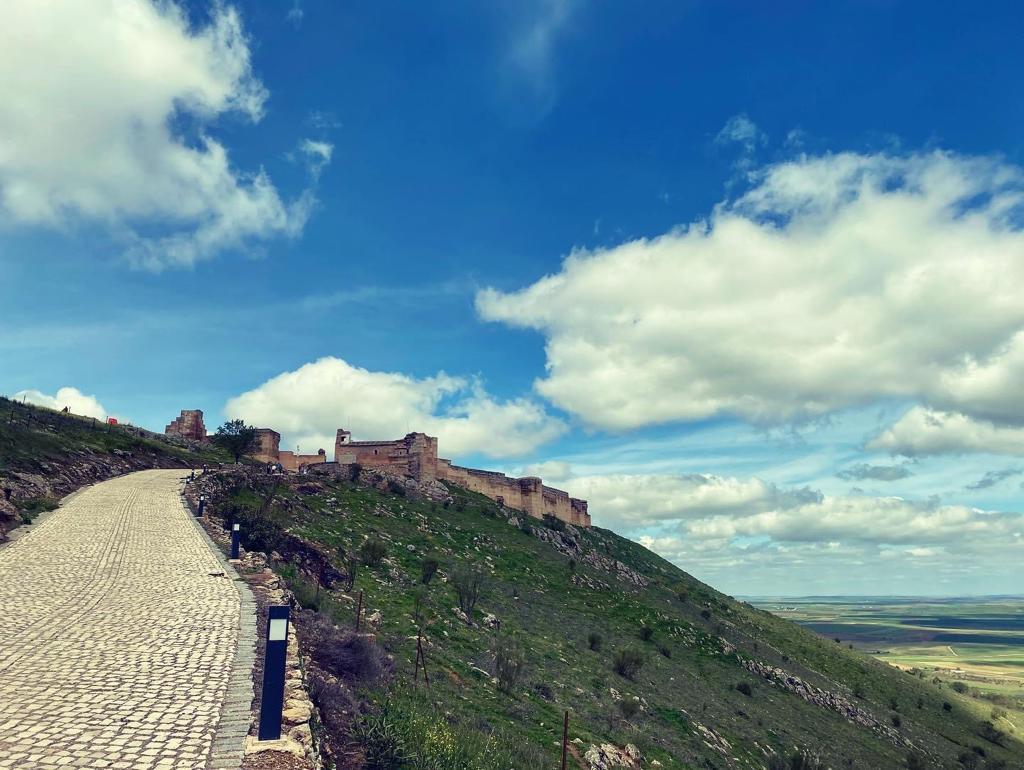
[0,470,250,769]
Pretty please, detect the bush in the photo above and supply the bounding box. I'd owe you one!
[905,750,928,770]
[452,566,484,623]
[533,682,553,701]
[952,680,969,694]
[541,513,566,531]
[420,556,439,585]
[234,503,286,554]
[340,548,359,590]
[359,538,387,567]
[618,699,640,721]
[304,614,388,685]
[613,648,645,680]
[639,625,654,642]
[891,714,902,728]
[943,701,953,712]
[736,682,753,697]
[700,609,712,620]
[957,751,981,769]
[492,636,525,695]
[978,720,1005,746]
[386,478,407,496]
[657,644,672,659]
[410,586,429,629]
[768,749,824,770]
[588,632,603,651]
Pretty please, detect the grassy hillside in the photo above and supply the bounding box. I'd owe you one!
[0,395,229,535]
[203,468,1022,769]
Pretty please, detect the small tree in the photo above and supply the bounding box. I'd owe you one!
[588,632,603,651]
[411,586,429,629]
[340,547,359,591]
[359,538,387,567]
[212,419,258,463]
[420,556,439,585]
[618,699,640,722]
[613,648,645,680]
[492,636,525,694]
[452,566,484,623]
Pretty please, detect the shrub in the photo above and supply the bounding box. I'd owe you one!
[957,751,981,769]
[676,589,688,603]
[303,613,388,685]
[340,548,360,590]
[767,749,824,770]
[452,566,484,623]
[700,609,712,620]
[978,720,1005,746]
[618,699,640,721]
[533,682,553,701]
[541,513,565,531]
[359,538,387,567]
[658,644,672,658]
[386,478,407,496]
[853,683,866,699]
[613,648,645,680]
[890,697,899,711]
[492,636,525,694]
[639,625,654,642]
[905,750,928,770]
[588,632,603,651]
[736,682,753,697]
[420,556,439,585]
[411,586,429,629]
[518,519,533,535]
[891,714,902,728]
[917,697,924,709]
[943,701,953,712]
[951,680,969,694]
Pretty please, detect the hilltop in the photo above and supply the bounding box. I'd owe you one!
[194,465,1023,770]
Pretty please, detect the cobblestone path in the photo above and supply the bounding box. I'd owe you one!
[0,470,252,769]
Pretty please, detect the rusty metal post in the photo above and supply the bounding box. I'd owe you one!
[355,590,363,631]
[417,633,430,687]
[561,710,569,770]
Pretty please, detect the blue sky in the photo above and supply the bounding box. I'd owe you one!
[2,0,1023,596]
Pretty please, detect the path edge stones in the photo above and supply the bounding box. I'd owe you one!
[182,487,258,770]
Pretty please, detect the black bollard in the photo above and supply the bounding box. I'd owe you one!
[230,523,240,560]
[258,605,290,741]
[197,495,206,517]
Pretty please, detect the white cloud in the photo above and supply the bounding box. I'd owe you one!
[559,468,1023,546]
[477,151,1024,433]
[224,357,566,459]
[0,0,319,268]
[714,113,766,155]
[869,407,1024,456]
[503,0,577,111]
[13,387,107,420]
[298,139,333,180]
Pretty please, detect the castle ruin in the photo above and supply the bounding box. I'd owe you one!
[164,409,207,441]
[333,428,590,528]
[252,428,327,472]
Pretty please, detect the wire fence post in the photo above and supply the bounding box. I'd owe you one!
[561,710,569,770]
[355,590,363,631]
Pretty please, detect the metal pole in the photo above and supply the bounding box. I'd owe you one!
[561,710,569,770]
[258,605,289,741]
[355,590,363,632]
[230,523,240,560]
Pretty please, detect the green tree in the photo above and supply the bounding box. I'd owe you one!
[212,419,258,463]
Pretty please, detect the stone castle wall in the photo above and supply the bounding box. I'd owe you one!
[164,410,207,441]
[252,428,326,471]
[332,428,590,527]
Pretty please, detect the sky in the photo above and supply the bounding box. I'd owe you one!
[2,0,1023,597]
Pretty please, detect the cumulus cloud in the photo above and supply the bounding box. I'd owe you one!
[560,469,1023,547]
[13,387,107,420]
[835,463,913,482]
[0,0,319,268]
[224,357,566,459]
[477,151,1024,433]
[869,407,1024,456]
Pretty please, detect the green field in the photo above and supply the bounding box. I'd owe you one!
[750,597,1024,739]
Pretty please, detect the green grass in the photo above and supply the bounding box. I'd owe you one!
[213,473,1024,768]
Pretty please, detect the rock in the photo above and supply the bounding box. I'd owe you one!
[282,702,312,724]
[244,735,305,758]
[482,612,501,630]
[289,723,313,747]
[583,743,642,769]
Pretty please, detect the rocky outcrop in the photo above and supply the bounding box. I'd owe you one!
[0,449,190,540]
[740,658,913,748]
[584,743,642,769]
[532,524,649,587]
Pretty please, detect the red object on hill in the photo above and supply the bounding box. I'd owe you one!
[107,417,118,425]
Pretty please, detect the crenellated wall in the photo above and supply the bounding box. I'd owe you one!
[248,424,590,527]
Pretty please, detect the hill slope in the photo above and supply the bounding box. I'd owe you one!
[201,467,1023,768]
[0,395,228,538]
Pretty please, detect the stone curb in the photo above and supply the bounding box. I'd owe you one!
[183,487,258,770]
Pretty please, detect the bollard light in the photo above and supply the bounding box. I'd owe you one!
[230,522,240,560]
[258,605,290,741]
[197,494,206,517]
